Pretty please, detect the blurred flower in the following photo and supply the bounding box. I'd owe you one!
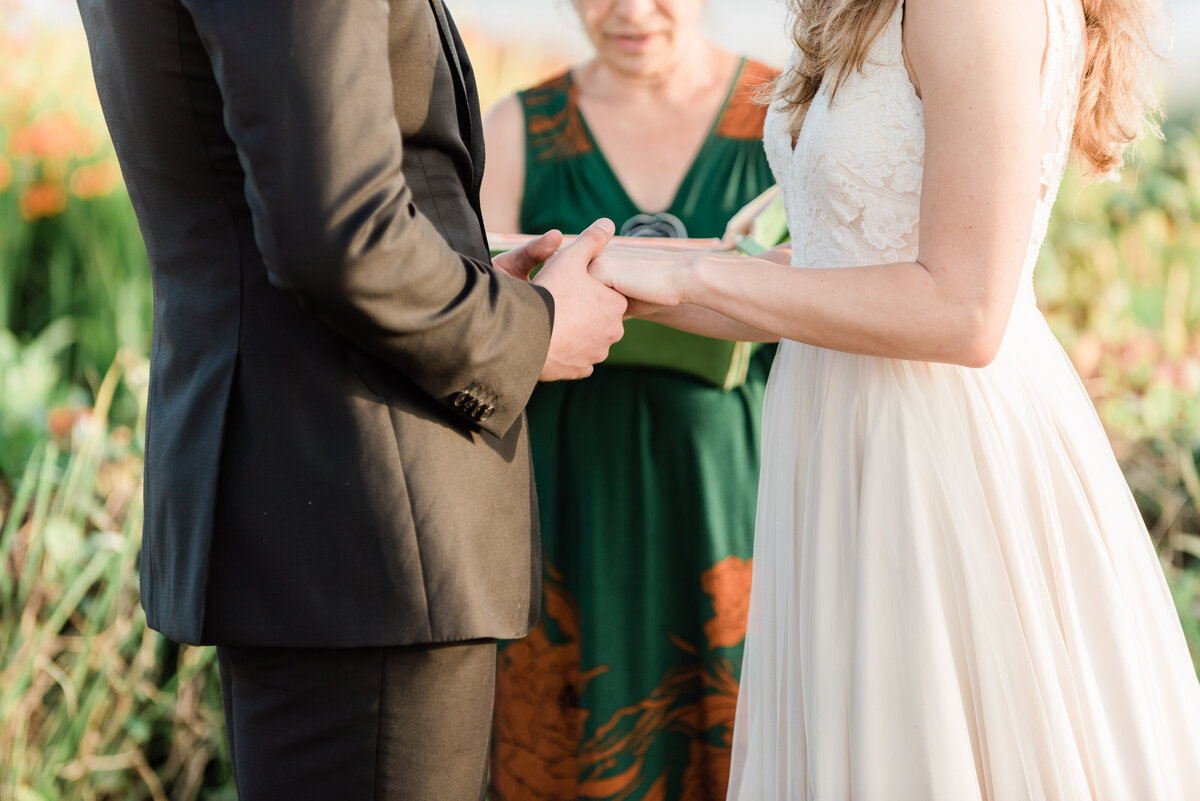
[42,156,69,182]
[1171,358,1200,395]
[19,181,67,220]
[1153,361,1176,389]
[109,425,133,450]
[1118,331,1161,383]
[9,109,99,162]
[69,160,120,199]
[1069,331,1105,380]
[46,406,92,444]
[0,153,11,191]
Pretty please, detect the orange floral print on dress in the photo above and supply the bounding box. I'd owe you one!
[492,563,608,801]
[700,556,753,649]
[678,659,741,800]
[494,556,753,801]
[525,72,595,163]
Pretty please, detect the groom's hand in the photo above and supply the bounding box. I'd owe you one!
[492,230,564,281]
[533,219,627,381]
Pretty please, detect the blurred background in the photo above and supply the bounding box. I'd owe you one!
[0,1,1198,799]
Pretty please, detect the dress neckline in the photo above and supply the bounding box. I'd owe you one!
[565,57,749,217]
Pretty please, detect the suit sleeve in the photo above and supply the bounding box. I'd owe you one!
[181,0,553,437]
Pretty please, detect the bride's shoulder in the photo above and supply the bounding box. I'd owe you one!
[902,0,1047,97]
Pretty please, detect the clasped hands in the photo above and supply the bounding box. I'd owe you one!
[494,217,791,381]
[492,218,688,381]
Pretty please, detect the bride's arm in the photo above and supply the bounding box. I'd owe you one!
[620,244,790,342]
[634,301,780,342]
[593,0,1047,368]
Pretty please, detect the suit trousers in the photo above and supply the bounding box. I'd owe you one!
[216,639,497,801]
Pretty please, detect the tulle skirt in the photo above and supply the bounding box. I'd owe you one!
[728,301,1200,800]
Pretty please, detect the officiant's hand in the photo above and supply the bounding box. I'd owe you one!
[492,230,563,281]
[533,219,627,381]
[721,185,782,246]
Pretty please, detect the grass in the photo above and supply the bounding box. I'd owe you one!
[0,353,234,801]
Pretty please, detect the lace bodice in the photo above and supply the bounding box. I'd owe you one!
[764,0,1085,307]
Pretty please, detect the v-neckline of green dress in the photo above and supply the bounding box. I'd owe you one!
[565,57,747,218]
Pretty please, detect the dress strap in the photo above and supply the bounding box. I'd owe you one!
[519,71,593,164]
[1036,0,1085,189]
[714,58,781,141]
[877,0,908,69]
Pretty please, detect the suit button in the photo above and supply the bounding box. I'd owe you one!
[478,404,495,422]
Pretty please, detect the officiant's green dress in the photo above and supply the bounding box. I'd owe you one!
[490,59,778,801]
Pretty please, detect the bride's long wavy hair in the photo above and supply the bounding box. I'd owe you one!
[774,0,1166,177]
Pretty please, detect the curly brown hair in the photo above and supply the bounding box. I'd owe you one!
[772,0,1166,178]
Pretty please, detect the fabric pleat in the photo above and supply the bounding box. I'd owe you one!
[730,304,1200,799]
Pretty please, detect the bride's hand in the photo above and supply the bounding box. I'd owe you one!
[588,246,691,308]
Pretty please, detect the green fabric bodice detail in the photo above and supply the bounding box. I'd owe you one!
[517,58,779,386]
[519,58,777,240]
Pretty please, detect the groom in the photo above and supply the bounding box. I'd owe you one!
[76,0,626,798]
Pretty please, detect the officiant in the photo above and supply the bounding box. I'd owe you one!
[481,1,779,798]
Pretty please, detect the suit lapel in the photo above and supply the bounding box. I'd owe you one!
[427,0,467,97]
[426,0,484,187]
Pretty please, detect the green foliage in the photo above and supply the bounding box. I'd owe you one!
[1036,115,1200,568]
[0,355,232,801]
[0,19,152,409]
[0,319,75,481]
[1173,570,1200,660]
[0,188,153,404]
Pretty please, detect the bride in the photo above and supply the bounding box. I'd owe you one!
[590,0,1200,796]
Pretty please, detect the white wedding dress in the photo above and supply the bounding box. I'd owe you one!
[729,0,1200,798]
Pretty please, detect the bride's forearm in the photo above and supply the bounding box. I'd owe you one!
[683,253,1010,368]
[637,303,779,343]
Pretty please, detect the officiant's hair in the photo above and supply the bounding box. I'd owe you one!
[772,0,1166,179]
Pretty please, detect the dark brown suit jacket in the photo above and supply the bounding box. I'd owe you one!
[77,0,554,646]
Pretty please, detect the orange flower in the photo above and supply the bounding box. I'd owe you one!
[69,161,121,199]
[1069,331,1105,380]
[9,110,99,162]
[492,626,589,801]
[1173,358,1200,394]
[679,659,741,800]
[19,182,67,221]
[679,740,728,801]
[494,559,750,801]
[700,658,741,737]
[47,407,91,442]
[701,556,753,649]
[0,154,11,192]
[492,563,607,801]
[640,774,668,801]
[1118,331,1160,377]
